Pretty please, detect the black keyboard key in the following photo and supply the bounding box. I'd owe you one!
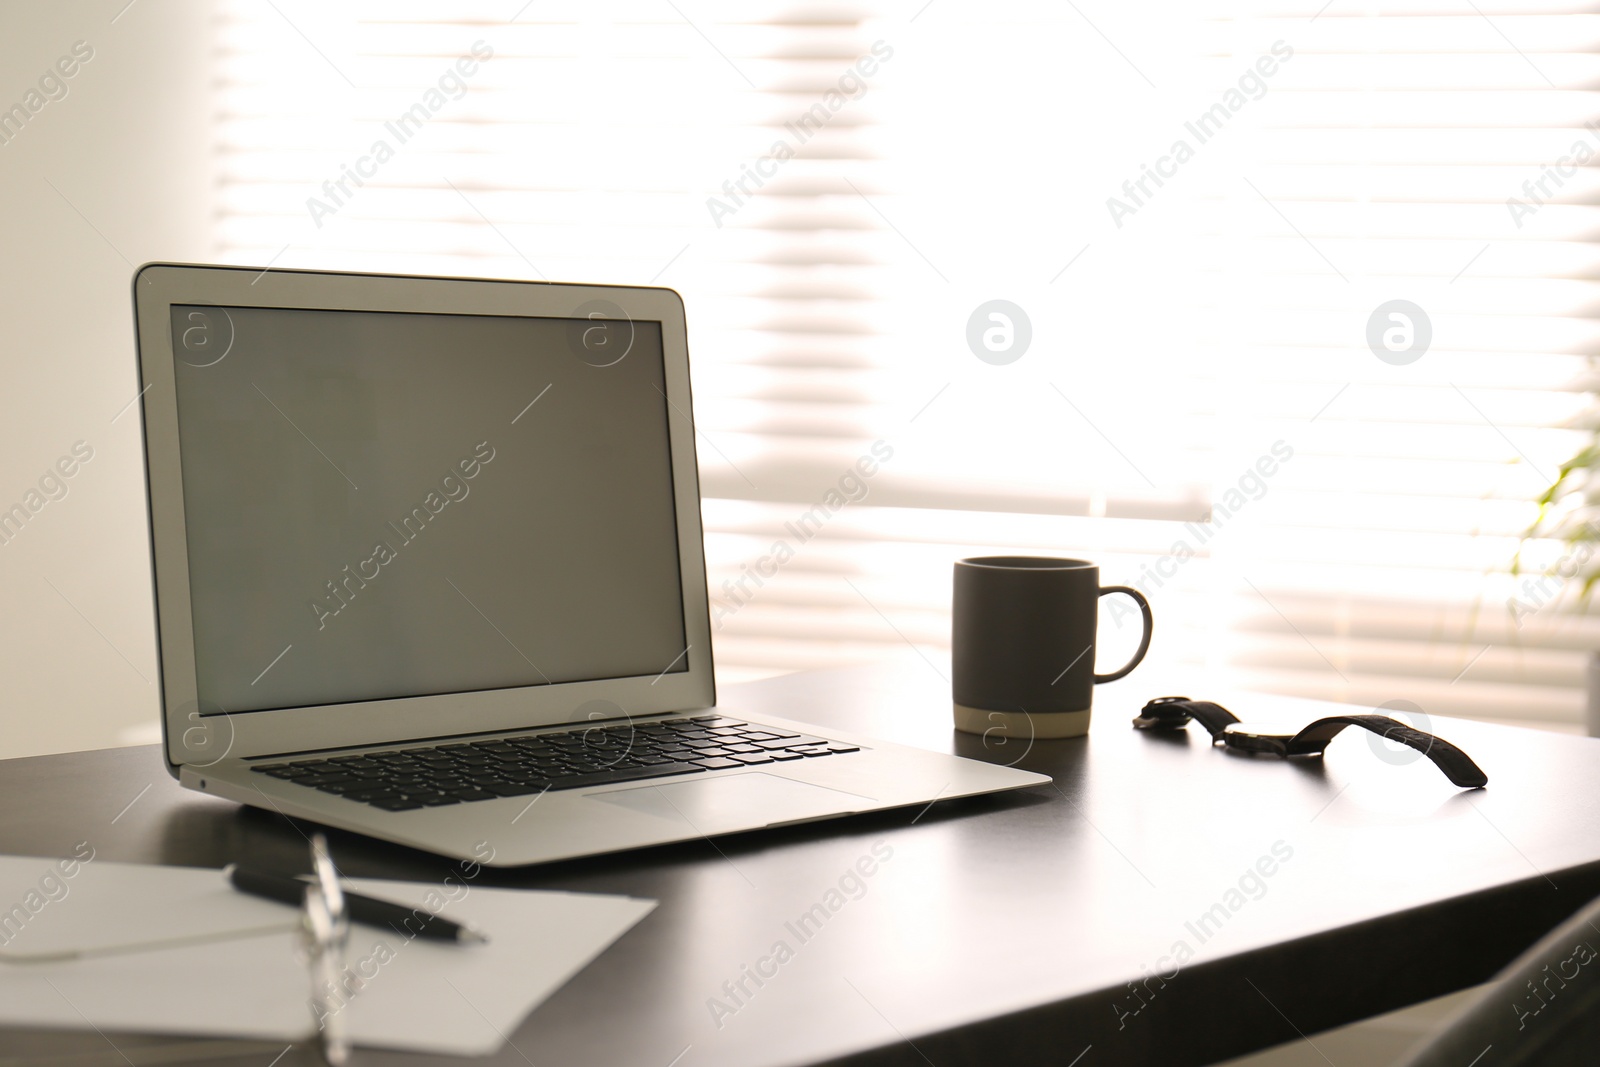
[371,798,424,811]
[731,752,775,765]
[694,757,742,770]
[300,773,358,786]
[444,788,496,802]
[769,751,805,761]
[416,794,462,806]
[825,743,861,754]
[484,781,548,797]
[547,762,705,791]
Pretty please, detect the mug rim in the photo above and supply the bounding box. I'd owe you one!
[957,556,1096,571]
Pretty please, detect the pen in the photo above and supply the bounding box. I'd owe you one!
[223,864,489,944]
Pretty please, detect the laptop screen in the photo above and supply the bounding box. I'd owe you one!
[167,304,689,715]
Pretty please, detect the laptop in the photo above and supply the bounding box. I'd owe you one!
[131,263,1048,867]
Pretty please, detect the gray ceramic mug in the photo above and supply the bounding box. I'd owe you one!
[952,556,1153,738]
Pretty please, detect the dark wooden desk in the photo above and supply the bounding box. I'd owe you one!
[4,660,1600,1067]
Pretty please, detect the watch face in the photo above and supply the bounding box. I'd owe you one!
[1224,722,1297,741]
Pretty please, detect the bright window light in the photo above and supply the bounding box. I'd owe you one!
[214,1,1600,721]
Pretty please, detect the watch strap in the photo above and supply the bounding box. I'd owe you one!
[1132,697,1240,742]
[1281,714,1488,789]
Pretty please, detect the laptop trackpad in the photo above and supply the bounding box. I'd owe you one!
[589,772,873,834]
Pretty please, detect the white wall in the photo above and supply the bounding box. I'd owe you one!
[0,2,213,759]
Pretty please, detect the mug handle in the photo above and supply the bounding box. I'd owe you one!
[1094,586,1153,684]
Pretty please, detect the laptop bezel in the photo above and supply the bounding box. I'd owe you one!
[132,263,715,774]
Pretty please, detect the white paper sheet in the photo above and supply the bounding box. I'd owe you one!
[0,854,654,1056]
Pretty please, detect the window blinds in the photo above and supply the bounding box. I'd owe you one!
[214,1,1597,721]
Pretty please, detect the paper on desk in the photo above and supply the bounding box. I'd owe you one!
[0,855,654,1056]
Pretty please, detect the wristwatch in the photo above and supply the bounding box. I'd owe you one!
[1133,697,1488,788]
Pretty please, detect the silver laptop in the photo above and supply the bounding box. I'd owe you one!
[131,263,1047,867]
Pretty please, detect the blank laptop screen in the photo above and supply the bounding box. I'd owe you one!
[167,304,688,714]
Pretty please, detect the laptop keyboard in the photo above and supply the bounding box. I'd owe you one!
[249,715,861,811]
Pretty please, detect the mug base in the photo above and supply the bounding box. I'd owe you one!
[952,704,1091,739]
